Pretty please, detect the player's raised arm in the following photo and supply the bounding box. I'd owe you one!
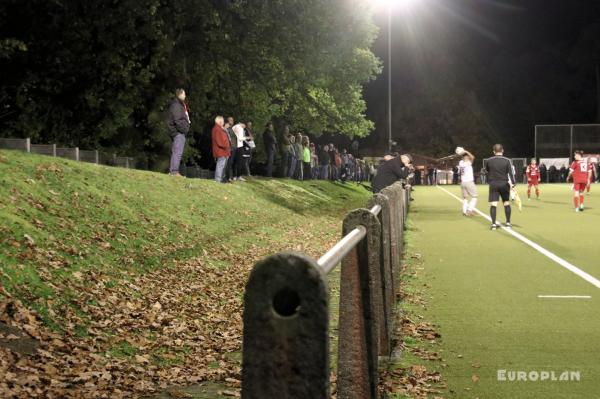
[463,149,475,162]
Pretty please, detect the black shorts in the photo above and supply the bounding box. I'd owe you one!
[489,181,510,202]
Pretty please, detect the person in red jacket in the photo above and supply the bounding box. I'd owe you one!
[525,158,541,200]
[211,116,231,183]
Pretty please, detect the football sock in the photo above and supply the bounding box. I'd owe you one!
[580,195,585,205]
[536,189,540,198]
[462,200,468,214]
[573,196,579,208]
[490,206,497,225]
[504,205,511,223]
[468,198,477,211]
[527,188,531,198]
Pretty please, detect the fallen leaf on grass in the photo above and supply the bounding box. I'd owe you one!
[168,389,192,398]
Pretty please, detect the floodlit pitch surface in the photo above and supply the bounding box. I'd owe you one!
[409,184,600,398]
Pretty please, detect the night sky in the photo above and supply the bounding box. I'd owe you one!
[363,0,600,157]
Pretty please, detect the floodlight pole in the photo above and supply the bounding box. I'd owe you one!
[387,5,392,152]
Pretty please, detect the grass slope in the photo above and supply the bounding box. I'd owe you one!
[0,149,371,398]
[407,184,600,399]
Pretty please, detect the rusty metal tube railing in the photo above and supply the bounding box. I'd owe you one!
[317,204,381,274]
[318,225,366,274]
[242,183,410,399]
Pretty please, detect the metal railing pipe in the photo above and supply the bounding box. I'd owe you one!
[318,225,366,274]
[369,204,382,216]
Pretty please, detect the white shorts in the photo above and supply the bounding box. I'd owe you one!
[461,181,478,198]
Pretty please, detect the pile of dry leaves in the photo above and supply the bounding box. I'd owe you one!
[0,216,340,398]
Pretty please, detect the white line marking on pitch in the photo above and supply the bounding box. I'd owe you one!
[436,185,600,289]
[538,295,592,299]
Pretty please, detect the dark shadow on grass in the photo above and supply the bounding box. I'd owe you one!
[242,179,368,216]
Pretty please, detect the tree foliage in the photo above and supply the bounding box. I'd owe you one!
[0,0,381,168]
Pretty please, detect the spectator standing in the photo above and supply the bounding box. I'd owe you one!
[211,116,230,183]
[242,122,256,177]
[294,133,304,179]
[302,136,311,180]
[232,122,247,181]
[310,143,319,179]
[166,88,190,176]
[427,165,435,185]
[452,165,459,184]
[244,122,255,175]
[224,116,237,182]
[540,163,547,183]
[288,134,298,179]
[280,126,292,177]
[319,144,330,180]
[480,167,487,184]
[263,122,277,177]
[329,144,337,180]
[414,168,422,185]
[335,149,342,180]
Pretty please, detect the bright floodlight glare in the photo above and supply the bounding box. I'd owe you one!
[371,0,420,12]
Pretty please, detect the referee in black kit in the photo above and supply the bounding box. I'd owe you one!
[485,144,516,230]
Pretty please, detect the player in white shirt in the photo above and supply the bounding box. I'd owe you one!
[458,149,478,216]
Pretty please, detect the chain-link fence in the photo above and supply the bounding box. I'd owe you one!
[0,137,215,179]
[0,137,137,171]
[535,124,600,159]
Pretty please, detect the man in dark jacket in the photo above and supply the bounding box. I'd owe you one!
[225,116,237,182]
[372,152,410,193]
[263,122,277,177]
[167,88,190,176]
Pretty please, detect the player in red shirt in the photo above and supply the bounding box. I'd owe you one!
[525,158,541,200]
[567,150,593,212]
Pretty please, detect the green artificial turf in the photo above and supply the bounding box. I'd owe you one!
[408,184,600,398]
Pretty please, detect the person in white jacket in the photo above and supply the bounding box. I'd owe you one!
[232,122,246,181]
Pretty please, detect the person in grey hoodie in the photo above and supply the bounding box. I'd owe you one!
[166,88,190,176]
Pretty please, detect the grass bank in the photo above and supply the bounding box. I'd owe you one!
[0,149,371,398]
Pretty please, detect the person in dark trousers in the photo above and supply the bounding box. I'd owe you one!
[372,152,411,193]
[263,122,277,177]
[319,144,330,180]
[224,116,237,182]
[166,88,190,176]
[329,144,337,180]
[485,144,516,230]
[280,126,292,177]
[293,133,304,179]
[427,165,435,185]
[539,163,547,183]
[452,165,459,184]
